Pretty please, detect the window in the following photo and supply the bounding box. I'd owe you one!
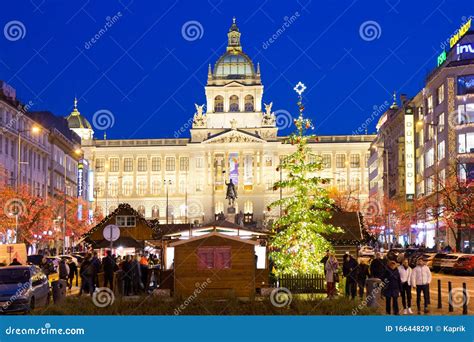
[196,157,204,168]
[427,95,433,114]
[437,84,445,105]
[179,157,189,171]
[123,180,132,196]
[265,156,272,167]
[439,169,446,189]
[138,158,147,172]
[336,154,346,168]
[244,95,254,111]
[137,180,147,195]
[350,177,360,191]
[229,95,239,112]
[365,153,370,168]
[437,140,445,160]
[96,181,105,197]
[457,104,474,124]
[195,179,203,192]
[96,158,105,172]
[458,132,474,153]
[214,95,224,112]
[425,148,434,168]
[116,215,136,227]
[109,181,118,197]
[166,157,175,171]
[337,178,346,191]
[137,205,146,217]
[151,157,161,172]
[438,112,445,132]
[151,180,161,194]
[322,154,331,168]
[179,180,186,193]
[123,158,133,172]
[197,247,231,270]
[244,201,253,213]
[151,205,159,218]
[425,177,434,195]
[350,154,360,168]
[109,158,119,172]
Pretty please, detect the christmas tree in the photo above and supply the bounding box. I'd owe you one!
[268,83,341,275]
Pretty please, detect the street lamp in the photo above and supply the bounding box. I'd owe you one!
[417,119,440,250]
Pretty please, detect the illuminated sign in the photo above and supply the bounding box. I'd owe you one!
[77,162,84,197]
[229,153,239,184]
[437,50,447,66]
[404,107,415,201]
[450,18,472,48]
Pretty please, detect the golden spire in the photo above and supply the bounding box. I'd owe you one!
[74,97,78,110]
[390,91,398,109]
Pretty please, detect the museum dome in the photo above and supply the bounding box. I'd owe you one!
[66,98,92,130]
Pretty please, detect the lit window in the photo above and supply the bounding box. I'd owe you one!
[350,154,360,168]
[214,96,224,112]
[437,140,445,160]
[96,158,105,172]
[123,158,133,172]
[427,95,433,114]
[151,157,161,171]
[437,84,445,105]
[322,154,331,168]
[438,113,445,132]
[179,157,189,171]
[336,154,346,168]
[109,158,119,172]
[166,157,175,171]
[244,95,254,111]
[138,158,147,172]
[116,215,136,227]
[229,95,239,112]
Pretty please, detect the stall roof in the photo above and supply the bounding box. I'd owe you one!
[169,232,260,247]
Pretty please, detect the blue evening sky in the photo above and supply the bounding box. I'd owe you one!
[0,0,471,139]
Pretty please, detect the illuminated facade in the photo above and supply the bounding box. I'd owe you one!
[81,20,374,226]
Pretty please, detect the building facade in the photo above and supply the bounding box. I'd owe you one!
[81,20,375,227]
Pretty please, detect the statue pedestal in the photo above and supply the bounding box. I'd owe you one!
[227,206,236,224]
[227,206,236,214]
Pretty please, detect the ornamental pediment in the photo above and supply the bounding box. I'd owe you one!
[202,130,265,144]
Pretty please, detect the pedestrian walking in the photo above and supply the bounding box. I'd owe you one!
[320,250,330,275]
[325,252,339,298]
[398,258,413,314]
[102,250,118,291]
[68,260,78,289]
[382,260,402,315]
[91,252,101,289]
[140,254,149,291]
[58,258,70,282]
[342,253,358,299]
[122,255,132,296]
[79,254,94,295]
[370,252,385,280]
[410,258,432,314]
[356,259,370,298]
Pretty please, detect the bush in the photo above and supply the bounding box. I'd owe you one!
[34,295,379,315]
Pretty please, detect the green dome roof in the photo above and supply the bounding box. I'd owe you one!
[66,98,92,130]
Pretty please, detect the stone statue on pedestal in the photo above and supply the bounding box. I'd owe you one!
[225,179,237,206]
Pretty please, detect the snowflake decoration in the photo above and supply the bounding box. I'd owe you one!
[293,81,307,96]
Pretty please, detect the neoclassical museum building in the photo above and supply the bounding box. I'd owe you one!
[71,20,375,227]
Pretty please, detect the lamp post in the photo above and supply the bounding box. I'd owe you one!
[417,119,439,250]
[276,165,283,217]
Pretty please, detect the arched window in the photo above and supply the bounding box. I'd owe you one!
[244,201,253,214]
[229,95,239,112]
[137,205,146,217]
[151,205,159,219]
[244,95,254,111]
[214,95,224,112]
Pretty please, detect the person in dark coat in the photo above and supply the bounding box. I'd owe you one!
[382,260,402,315]
[370,252,385,279]
[342,254,358,299]
[102,250,118,291]
[320,250,330,275]
[91,252,101,289]
[121,256,132,296]
[9,258,21,266]
[79,254,94,295]
[356,259,370,298]
[68,260,78,289]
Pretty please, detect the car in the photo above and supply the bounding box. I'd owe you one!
[359,246,375,257]
[438,253,465,273]
[432,253,448,272]
[453,255,474,275]
[409,252,436,268]
[58,255,79,266]
[0,265,50,313]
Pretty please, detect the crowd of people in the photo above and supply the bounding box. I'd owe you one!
[78,252,160,296]
[321,250,432,315]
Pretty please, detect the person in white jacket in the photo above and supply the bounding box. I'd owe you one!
[397,258,413,314]
[410,258,432,314]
